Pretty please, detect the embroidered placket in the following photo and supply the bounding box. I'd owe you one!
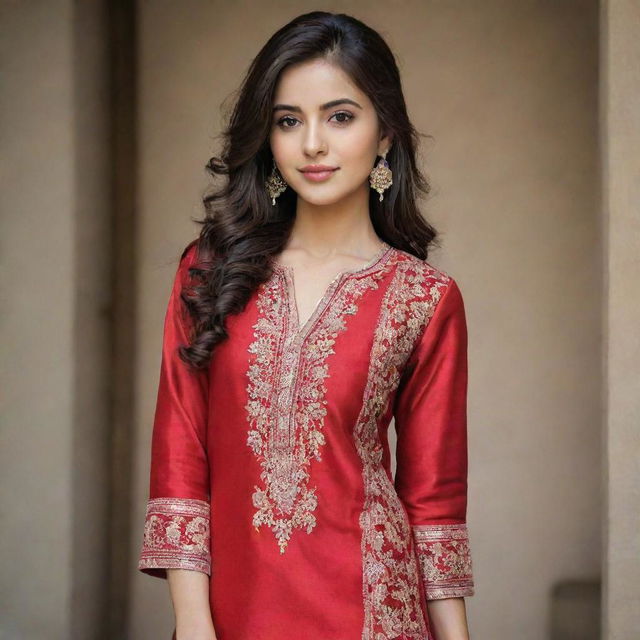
[244,245,394,554]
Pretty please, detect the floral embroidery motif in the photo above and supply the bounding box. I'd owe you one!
[138,497,211,577]
[354,256,451,639]
[412,523,475,600]
[244,257,391,554]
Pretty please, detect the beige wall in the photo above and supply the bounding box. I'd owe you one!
[129,2,601,639]
[1,1,111,639]
[601,1,640,638]
[1,3,75,636]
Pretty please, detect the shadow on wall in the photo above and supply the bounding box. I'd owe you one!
[550,578,601,640]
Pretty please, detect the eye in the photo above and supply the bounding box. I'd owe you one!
[330,111,354,125]
[276,115,299,129]
[275,111,355,130]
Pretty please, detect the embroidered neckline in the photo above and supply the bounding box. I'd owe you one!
[271,242,395,339]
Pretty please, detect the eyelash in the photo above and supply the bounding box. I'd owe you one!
[275,111,355,129]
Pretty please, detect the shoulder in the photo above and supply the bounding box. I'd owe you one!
[390,247,460,301]
[164,240,203,297]
[179,238,201,268]
[177,237,214,281]
[387,249,467,366]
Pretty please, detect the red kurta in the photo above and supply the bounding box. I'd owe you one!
[138,240,475,639]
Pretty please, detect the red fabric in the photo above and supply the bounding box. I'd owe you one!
[138,241,474,640]
[149,246,209,503]
[393,275,468,526]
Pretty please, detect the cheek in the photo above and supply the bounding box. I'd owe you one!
[270,131,297,165]
[269,130,281,157]
[339,138,377,179]
[339,128,378,163]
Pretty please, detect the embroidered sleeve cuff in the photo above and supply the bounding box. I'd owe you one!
[138,497,211,579]
[412,523,475,599]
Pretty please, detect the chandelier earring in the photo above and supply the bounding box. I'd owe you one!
[369,150,393,201]
[265,160,288,205]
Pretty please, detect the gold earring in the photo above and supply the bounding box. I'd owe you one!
[265,160,288,205]
[369,151,393,201]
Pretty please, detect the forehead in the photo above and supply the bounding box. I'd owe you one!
[273,58,369,107]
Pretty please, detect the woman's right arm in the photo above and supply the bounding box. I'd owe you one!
[137,242,216,638]
[168,569,217,639]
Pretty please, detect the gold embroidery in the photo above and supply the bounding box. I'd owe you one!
[138,497,211,576]
[244,249,393,554]
[412,523,475,599]
[354,255,450,639]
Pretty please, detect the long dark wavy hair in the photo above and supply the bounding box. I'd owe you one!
[180,10,440,370]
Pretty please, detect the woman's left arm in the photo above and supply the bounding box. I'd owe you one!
[427,597,471,640]
[393,276,475,639]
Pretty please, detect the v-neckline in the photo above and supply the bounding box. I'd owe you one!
[271,242,394,340]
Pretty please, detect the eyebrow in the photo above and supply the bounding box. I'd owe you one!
[272,98,363,113]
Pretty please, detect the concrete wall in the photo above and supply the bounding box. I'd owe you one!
[601,1,640,638]
[128,2,601,639]
[0,1,111,639]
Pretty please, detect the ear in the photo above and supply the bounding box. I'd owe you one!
[377,128,393,157]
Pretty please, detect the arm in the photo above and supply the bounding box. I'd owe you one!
[168,569,216,639]
[426,598,470,640]
[393,276,475,639]
[137,242,215,636]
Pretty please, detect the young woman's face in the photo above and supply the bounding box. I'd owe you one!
[269,58,391,207]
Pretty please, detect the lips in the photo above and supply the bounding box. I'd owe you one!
[299,165,339,183]
[300,167,338,182]
[300,165,338,172]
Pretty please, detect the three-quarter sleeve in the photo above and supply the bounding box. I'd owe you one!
[393,277,475,600]
[137,243,211,580]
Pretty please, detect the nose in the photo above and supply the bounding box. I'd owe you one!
[302,120,327,157]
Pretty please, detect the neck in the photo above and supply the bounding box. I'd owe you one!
[288,184,382,259]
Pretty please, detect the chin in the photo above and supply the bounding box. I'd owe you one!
[297,191,344,206]
[294,183,362,207]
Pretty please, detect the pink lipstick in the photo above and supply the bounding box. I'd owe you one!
[299,164,339,182]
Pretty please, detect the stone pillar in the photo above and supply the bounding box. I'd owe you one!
[0,2,111,638]
[600,1,640,638]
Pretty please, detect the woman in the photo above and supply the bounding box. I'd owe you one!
[138,10,475,640]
